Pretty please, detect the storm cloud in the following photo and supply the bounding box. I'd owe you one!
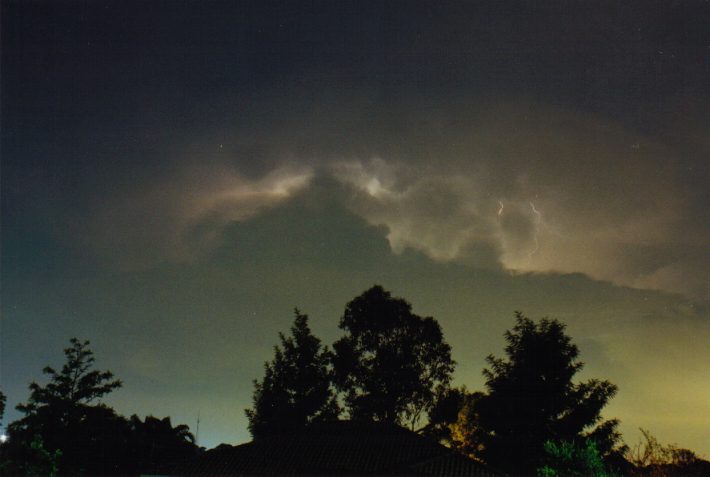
[79,96,708,300]
[3,0,709,457]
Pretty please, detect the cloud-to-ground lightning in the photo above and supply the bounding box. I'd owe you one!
[528,201,542,258]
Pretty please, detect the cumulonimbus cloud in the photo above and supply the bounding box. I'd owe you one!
[82,97,707,300]
[326,101,708,301]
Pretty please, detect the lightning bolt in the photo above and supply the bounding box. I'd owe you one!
[528,201,542,258]
[530,201,541,219]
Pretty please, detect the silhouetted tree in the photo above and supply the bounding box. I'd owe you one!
[4,338,125,475]
[126,415,199,474]
[420,386,469,444]
[0,388,7,471]
[626,429,710,477]
[472,313,624,474]
[0,389,5,423]
[246,310,339,439]
[332,286,455,429]
[15,338,122,417]
[3,339,201,475]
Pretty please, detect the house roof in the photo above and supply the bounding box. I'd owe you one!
[163,420,499,476]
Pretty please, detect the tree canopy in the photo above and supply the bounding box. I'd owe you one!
[332,286,455,429]
[17,338,122,413]
[4,296,707,476]
[126,414,198,474]
[537,439,615,477]
[246,310,339,439]
[4,338,124,474]
[469,313,624,474]
[2,338,199,475]
[448,389,486,457]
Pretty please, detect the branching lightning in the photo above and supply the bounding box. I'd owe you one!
[528,201,542,258]
[530,201,541,219]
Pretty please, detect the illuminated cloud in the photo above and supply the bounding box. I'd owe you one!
[331,158,504,268]
[81,97,707,300]
[328,101,708,300]
[86,163,313,269]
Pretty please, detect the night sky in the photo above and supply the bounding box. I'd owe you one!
[2,0,709,453]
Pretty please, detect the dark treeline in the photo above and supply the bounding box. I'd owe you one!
[1,285,708,476]
[244,286,709,477]
[0,339,200,476]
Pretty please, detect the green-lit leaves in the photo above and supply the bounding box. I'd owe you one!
[475,313,622,474]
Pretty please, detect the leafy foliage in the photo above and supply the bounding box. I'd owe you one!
[448,389,486,458]
[24,435,62,477]
[5,338,124,474]
[246,310,339,439]
[18,338,122,415]
[332,286,455,428]
[537,439,619,477]
[2,338,199,475]
[472,313,624,474]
